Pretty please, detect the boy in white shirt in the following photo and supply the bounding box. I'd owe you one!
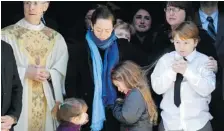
[151,21,216,131]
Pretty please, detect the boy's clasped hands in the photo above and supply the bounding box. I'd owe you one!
[172,58,187,75]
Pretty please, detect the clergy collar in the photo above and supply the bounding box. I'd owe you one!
[16,18,45,31]
[175,49,197,63]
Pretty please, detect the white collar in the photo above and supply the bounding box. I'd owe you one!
[175,49,197,63]
[16,18,45,31]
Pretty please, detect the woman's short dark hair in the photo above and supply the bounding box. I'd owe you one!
[166,1,194,21]
[91,5,115,26]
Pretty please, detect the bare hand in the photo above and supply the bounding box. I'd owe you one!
[43,71,50,80]
[25,65,44,81]
[1,115,15,130]
[1,129,9,131]
[35,65,51,80]
[116,98,124,103]
[206,57,218,73]
[172,59,187,75]
[25,65,50,82]
[51,101,61,120]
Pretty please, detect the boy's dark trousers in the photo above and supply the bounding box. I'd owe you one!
[158,121,213,131]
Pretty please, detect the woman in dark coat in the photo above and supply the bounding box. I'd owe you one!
[65,5,149,131]
[152,2,218,64]
[130,7,154,55]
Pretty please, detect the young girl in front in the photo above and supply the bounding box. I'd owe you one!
[52,98,89,131]
[112,60,158,131]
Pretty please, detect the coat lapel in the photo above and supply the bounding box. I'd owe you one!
[216,13,224,50]
[1,44,6,97]
[194,12,203,29]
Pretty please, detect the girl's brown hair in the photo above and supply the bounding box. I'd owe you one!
[51,98,88,122]
[172,21,200,41]
[111,60,158,125]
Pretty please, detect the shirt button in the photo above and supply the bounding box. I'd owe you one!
[84,93,88,96]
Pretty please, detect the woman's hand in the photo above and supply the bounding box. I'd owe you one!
[207,57,218,73]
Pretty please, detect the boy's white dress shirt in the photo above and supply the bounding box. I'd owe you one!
[151,50,216,131]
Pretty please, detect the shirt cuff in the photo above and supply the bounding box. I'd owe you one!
[183,66,200,86]
[166,68,177,81]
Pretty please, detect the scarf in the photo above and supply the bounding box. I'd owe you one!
[86,29,119,131]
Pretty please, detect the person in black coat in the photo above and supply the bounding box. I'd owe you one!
[130,7,154,54]
[65,5,149,131]
[1,40,23,131]
[153,2,218,63]
[152,1,219,79]
[194,2,224,130]
[194,2,224,58]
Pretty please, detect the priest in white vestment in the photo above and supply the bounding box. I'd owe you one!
[1,1,68,131]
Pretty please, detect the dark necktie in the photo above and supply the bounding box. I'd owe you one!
[206,16,216,41]
[174,57,187,107]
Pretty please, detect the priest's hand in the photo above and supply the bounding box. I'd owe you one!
[43,71,51,80]
[25,65,46,82]
[35,65,51,81]
[207,56,217,73]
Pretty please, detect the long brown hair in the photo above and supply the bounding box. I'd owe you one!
[111,60,158,125]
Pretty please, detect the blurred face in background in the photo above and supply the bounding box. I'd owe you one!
[200,2,218,15]
[133,9,152,32]
[115,23,131,42]
[116,18,124,25]
[85,9,95,28]
[92,18,114,41]
[165,6,186,27]
[200,1,218,8]
[23,1,49,25]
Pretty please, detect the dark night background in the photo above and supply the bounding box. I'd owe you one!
[1,1,224,36]
[1,2,224,130]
